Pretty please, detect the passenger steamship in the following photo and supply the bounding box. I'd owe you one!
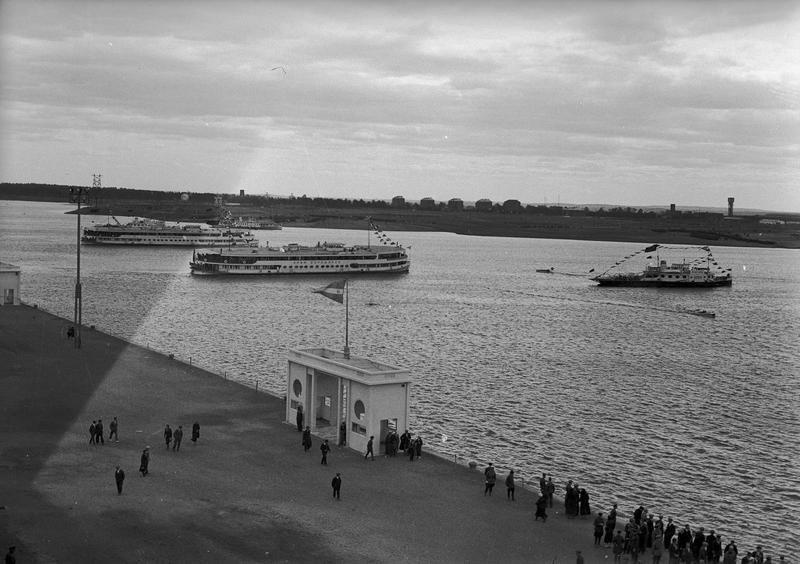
[189,220,410,276]
[81,217,257,247]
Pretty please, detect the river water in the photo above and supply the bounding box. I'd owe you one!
[1,200,798,554]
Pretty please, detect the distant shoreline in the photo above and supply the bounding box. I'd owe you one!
[3,193,799,248]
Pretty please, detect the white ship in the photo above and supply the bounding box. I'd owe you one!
[81,217,257,247]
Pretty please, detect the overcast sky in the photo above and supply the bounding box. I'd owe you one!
[1,0,798,212]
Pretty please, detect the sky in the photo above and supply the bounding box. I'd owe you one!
[1,0,798,212]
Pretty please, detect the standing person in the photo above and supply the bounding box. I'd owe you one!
[613,530,625,563]
[414,435,423,458]
[505,469,516,501]
[579,488,591,517]
[483,463,497,496]
[89,420,97,445]
[539,472,547,496]
[96,418,104,445]
[302,427,312,452]
[172,425,183,451]
[408,440,416,461]
[108,417,119,442]
[320,439,330,465]
[365,436,375,460]
[664,517,676,549]
[576,550,585,564]
[164,424,172,450]
[651,537,663,564]
[535,494,548,522]
[605,504,618,544]
[139,447,150,476]
[191,422,200,444]
[546,476,556,507]
[331,472,341,500]
[296,405,304,432]
[114,465,125,495]
[4,546,15,564]
[594,513,605,545]
[399,429,410,452]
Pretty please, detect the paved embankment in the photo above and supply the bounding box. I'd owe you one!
[1,304,610,563]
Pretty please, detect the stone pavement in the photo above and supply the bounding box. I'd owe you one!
[1,304,613,563]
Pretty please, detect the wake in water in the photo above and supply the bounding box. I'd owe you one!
[504,289,716,319]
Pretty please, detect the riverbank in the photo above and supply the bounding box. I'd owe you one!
[1,304,609,563]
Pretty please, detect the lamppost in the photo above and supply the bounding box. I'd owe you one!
[69,184,90,348]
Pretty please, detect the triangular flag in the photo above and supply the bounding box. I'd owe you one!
[314,280,346,304]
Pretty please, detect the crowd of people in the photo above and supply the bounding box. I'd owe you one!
[586,500,786,563]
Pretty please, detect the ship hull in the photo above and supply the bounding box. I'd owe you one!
[594,278,732,287]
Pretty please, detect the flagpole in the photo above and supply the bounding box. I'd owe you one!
[344,280,350,359]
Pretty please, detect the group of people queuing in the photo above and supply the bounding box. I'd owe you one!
[88,417,119,445]
[594,503,786,564]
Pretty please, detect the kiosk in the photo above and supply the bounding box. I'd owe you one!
[0,262,21,306]
[286,347,411,455]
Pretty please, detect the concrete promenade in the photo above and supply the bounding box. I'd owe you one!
[1,304,611,563]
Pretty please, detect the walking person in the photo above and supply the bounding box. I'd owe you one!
[331,472,341,500]
[535,493,548,522]
[89,420,97,445]
[320,439,330,465]
[302,427,312,452]
[164,424,172,450]
[191,422,200,444]
[114,465,125,494]
[484,463,496,496]
[96,418,104,445]
[139,446,150,476]
[365,436,375,460]
[505,469,516,501]
[108,417,119,442]
[605,504,618,544]
[172,425,183,451]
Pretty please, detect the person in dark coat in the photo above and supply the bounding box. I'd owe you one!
[296,405,304,432]
[302,427,312,452]
[604,504,618,544]
[320,439,330,465]
[4,546,15,564]
[505,470,515,501]
[109,417,119,442]
[399,430,410,451]
[593,513,605,545]
[114,465,125,494]
[331,472,341,499]
[483,463,496,495]
[164,424,172,449]
[191,422,200,444]
[663,517,676,549]
[96,419,104,445]
[139,447,150,476]
[172,425,183,451]
[579,488,591,516]
[535,494,548,522]
[413,435,423,458]
[89,420,97,445]
[365,436,375,460]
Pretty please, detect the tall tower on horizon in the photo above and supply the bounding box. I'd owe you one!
[728,197,734,217]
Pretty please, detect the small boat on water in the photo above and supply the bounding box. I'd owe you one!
[685,309,716,318]
[82,217,257,247]
[536,267,554,273]
[592,244,732,287]
[189,219,410,276]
